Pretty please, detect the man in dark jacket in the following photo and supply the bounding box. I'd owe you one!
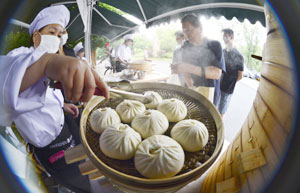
[218,28,244,117]
[172,14,225,105]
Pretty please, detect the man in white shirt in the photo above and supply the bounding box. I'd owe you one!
[114,34,134,72]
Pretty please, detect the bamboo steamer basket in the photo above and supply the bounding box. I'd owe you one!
[200,4,297,193]
[128,60,152,75]
[80,83,224,193]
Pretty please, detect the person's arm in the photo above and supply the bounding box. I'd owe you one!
[63,103,79,118]
[237,70,243,81]
[173,63,222,80]
[114,45,125,63]
[183,72,193,87]
[117,57,128,64]
[237,51,244,82]
[205,66,222,79]
[20,53,109,102]
[116,45,129,64]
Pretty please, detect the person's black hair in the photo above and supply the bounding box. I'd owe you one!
[222,28,234,37]
[30,26,46,46]
[125,39,133,43]
[63,45,76,57]
[77,48,85,54]
[181,14,202,28]
[174,31,184,38]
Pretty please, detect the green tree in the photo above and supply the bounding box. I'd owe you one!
[97,2,125,16]
[157,27,177,54]
[240,22,263,72]
[1,30,31,55]
[90,34,107,66]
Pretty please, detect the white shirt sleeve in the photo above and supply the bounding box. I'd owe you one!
[0,47,65,147]
[114,44,132,62]
[0,47,46,125]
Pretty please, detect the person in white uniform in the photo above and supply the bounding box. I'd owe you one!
[114,34,134,72]
[0,5,109,193]
[74,41,88,61]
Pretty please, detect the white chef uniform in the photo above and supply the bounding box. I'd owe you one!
[0,5,70,148]
[115,43,132,62]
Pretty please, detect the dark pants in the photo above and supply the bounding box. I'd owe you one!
[65,108,83,145]
[115,61,128,72]
[31,118,91,193]
[213,78,221,107]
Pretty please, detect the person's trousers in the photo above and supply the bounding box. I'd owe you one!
[31,118,91,193]
[217,91,233,115]
[115,61,128,72]
[191,86,215,104]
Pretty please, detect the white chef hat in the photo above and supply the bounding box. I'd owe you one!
[74,42,84,54]
[123,34,134,41]
[29,5,70,36]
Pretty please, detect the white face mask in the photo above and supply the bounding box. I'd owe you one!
[60,33,68,46]
[36,33,60,53]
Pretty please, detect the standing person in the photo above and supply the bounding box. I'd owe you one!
[218,28,244,117]
[100,42,116,73]
[115,34,134,72]
[103,42,115,59]
[0,5,109,193]
[172,14,225,104]
[171,31,186,86]
[74,41,87,61]
[174,31,185,49]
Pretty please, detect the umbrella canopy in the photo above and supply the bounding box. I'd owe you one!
[100,0,265,35]
[10,0,265,42]
[11,0,137,42]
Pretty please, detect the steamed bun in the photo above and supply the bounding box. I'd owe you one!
[100,124,142,160]
[171,119,209,152]
[90,107,121,134]
[134,135,185,179]
[131,110,169,139]
[116,99,146,123]
[157,98,187,122]
[144,91,163,109]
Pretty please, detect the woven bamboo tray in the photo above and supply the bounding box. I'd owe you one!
[79,83,224,193]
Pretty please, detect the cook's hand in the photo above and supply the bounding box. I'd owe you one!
[63,103,79,118]
[91,68,110,99]
[44,54,109,102]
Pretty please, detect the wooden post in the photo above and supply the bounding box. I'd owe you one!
[64,144,88,164]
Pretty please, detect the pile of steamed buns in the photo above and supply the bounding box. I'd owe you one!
[90,91,209,179]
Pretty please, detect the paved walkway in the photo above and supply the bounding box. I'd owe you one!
[223,78,259,142]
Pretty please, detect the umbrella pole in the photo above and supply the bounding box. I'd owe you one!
[84,0,95,66]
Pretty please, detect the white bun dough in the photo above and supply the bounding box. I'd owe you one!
[131,110,169,139]
[134,135,185,179]
[116,99,146,123]
[144,91,163,109]
[100,124,142,160]
[90,107,121,134]
[171,119,209,152]
[157,98,187,122]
